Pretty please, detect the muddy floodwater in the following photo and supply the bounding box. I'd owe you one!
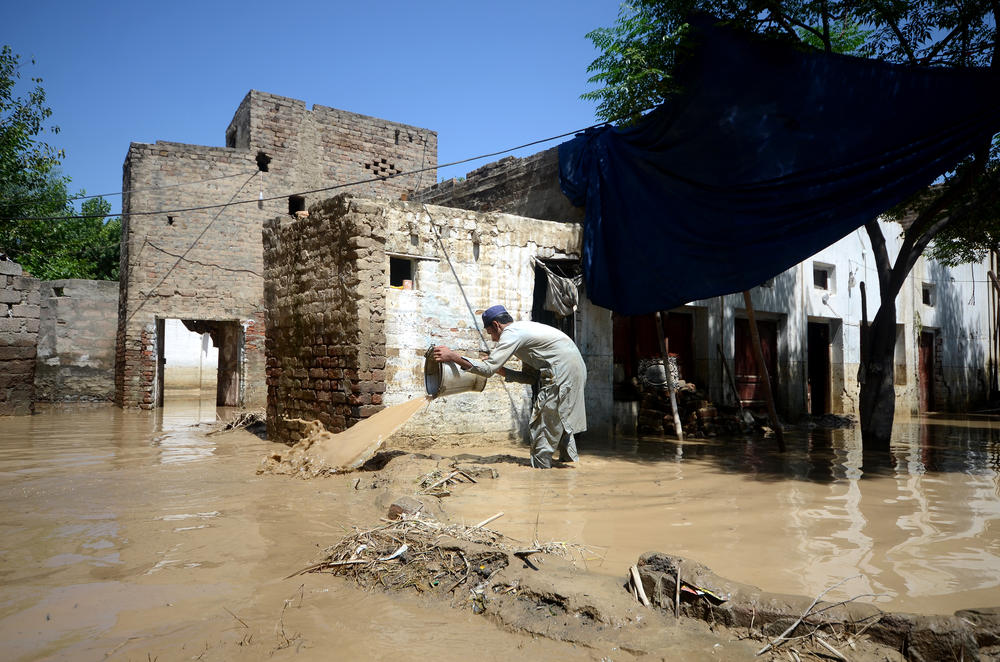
[1,396,999,660]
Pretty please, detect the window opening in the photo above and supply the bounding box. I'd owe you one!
[288,195,305,215]
[922,283,935,307]
[389,256,414,289]
[364,158,400,178]
[255,151,271,172]
[813,266,829,290]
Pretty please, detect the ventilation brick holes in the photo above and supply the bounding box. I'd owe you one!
[364,158,400,179]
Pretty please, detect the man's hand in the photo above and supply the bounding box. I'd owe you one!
[432,345,462,363]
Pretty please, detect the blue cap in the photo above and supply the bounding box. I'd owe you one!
[482,304,508,327]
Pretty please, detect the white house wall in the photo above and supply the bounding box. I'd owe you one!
[377,202,614,446]
[684,219,992,419]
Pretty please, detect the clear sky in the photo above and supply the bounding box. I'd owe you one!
[6,1,622,216]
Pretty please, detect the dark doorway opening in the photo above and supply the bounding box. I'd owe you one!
[531,259,579,339]
[734,317,778,412]
[919,330,936,412]
[612,310,695,399]
[807,322,831,415]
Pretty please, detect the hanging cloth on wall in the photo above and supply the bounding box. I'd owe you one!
[558,15,1000,315]
[537,260,583,318]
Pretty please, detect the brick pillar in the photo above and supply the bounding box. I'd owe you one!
[0,261,40,415]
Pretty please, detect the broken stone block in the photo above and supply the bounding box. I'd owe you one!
[387,495,425,520]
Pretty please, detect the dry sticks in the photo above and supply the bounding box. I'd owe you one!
[287,512,592,603]
[418,469,479,496]
[628,565,651,608]
[756,575,885,657]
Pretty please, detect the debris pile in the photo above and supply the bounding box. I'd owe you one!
[289,512,587,609]
[209,410,266,437]
[638,381,753,437]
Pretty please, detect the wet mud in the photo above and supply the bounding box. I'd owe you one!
[1,399,999,660]
[259,396,430,476]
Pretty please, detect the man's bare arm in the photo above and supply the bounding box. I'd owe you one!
[431,345,504,376]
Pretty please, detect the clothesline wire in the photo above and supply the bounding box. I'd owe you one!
[3,117,620,223]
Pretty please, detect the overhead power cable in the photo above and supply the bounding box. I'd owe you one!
[68,170,261,201]
[3,170,261,210]
[4,120,611,223]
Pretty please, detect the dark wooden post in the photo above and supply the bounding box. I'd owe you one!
[655,311,684,440]
[742,291,785,452]
[859,281,869,371]
[717,343,742,414]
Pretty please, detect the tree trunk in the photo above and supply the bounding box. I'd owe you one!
[859,304,897,449]
[859,219,904,451]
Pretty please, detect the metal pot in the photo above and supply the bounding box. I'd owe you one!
[424,347,487,397]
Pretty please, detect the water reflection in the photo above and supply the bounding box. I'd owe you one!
[572,415,1000,612]
[597,415,1000,482]
[152,391,219,464]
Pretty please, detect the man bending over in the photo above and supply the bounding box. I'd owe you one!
[432,305,587,468]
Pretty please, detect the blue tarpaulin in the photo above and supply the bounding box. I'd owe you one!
[559,17,1000,315]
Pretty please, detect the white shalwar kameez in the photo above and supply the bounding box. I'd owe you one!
[463,321,587,468]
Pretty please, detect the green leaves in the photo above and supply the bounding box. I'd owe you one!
[1,45,120,281]
[1,193,120,281]
[582,3,689,124]
[1,45,65,221]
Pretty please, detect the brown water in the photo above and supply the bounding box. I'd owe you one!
[446,417,1000,615]
[1,400,998,660]
[0,398,600,661]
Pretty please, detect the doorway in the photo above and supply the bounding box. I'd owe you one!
[734,317,778,411]
[531,259,579,339]
[155,319,243,407]
[807,322,831,415]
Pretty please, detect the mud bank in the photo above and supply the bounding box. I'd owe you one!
[299,450,999,661]
[635,553,1000,661]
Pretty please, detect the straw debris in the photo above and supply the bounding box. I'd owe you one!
[208,410,266,435]
[288,513,593,607]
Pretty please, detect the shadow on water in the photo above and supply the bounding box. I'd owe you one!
[584,414,1000,485]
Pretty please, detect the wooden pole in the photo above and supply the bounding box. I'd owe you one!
[859,281,869,370]
[655,311,684,440]
[741,291,784,452]
[717,343,743,414]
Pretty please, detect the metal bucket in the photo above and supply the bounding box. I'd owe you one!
[424,348,487,397]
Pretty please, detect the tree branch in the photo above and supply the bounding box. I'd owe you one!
[871,3,918,64]
[821,0,831,53]
[768,8,826,44]
[922,23,967,64]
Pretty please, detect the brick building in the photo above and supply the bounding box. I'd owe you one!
[115,91,436,408]
[262,195,613,445]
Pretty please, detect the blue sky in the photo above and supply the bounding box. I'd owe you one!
[6,1,622,216]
